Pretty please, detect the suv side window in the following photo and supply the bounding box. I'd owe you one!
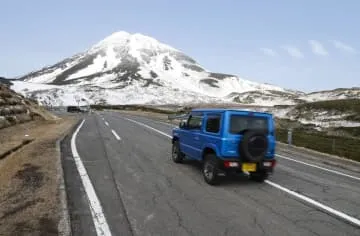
[205,114,221,133]
[187,113,203,129]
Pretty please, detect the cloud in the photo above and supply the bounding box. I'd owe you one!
[260,48,277,56]
[308,40,328,56]
[331,40,357,54]
[282,46,304,59]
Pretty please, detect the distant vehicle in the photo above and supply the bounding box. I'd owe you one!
[79,106,90,113]
[171,108,276,185]
[67,106,81,113]
[67,105,90,113]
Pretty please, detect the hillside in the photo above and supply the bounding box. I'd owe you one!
[286,99,360,126]
[0,77,14,86]
[302,87,360,102]
[0,82,57,130]
[244,99,360,140]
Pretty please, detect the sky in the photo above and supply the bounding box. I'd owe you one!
[1,0,360,92]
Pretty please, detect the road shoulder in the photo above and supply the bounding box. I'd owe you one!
[0,117,78,236]
[60,124,98,236]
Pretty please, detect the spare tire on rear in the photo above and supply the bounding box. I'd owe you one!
[239,130,268,162]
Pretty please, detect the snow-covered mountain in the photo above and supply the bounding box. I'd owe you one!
[301,87,360,102]
[11,31,298,106]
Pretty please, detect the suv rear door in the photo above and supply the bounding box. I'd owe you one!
[222,112,270,158]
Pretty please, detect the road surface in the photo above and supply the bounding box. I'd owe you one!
[60,111,360,236]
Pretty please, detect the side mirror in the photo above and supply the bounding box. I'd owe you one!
[179,121,187,129]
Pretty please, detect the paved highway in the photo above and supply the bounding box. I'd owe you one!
[61,111,360,236]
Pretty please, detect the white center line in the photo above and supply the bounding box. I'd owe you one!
[105,121,109,127]
[265,180,360,227]
[123,117,172,138]
[122,116,360,227]
[111,129,121,141]
[71,120,112,236]
[276,154,360,181]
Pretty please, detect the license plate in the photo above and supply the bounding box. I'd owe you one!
[242,163,257,172]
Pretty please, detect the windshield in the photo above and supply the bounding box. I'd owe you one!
[229,115,268,134]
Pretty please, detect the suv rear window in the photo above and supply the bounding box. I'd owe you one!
[229,115,268,134]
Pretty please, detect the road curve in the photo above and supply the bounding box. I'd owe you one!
[61,111,360,236]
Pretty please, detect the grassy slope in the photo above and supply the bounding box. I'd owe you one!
[295,99,360,121]
[275,99,360,161]
[276,128,360,162]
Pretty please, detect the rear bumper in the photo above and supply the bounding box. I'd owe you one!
[217,158,276,173]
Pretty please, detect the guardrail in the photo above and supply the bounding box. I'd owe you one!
[167,113,189,120]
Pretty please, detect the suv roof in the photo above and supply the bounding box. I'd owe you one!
[191,108,272,116]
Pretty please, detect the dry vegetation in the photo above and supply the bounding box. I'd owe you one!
[0,84,58,130]
[0,117,77,236]
[0,83,78,235]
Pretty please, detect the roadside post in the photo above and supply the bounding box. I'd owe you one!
[287,128,293,146]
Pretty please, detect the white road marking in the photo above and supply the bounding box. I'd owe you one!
[111,129,121,141]
[276,154,360,181]
[123,117,172,138]
[105,121,109,127]
[122,115,177,128]
[124,116,360,227]
[71,120,112,236]
[265,180,360,227]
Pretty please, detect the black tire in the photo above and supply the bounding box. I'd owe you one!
[202,154,220,185]
[239,130,268,162]
[172,141,184,163]
[249,170,268,182]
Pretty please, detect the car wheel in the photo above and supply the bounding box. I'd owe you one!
[249,170,268,183]
[172,141,184,163]
[203,154,219,185]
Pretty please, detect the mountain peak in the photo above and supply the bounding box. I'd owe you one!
[102,31,131,42]
[92,31,178,53]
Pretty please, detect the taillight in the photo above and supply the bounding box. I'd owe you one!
[224,161,239,168]
[263,159,276,168]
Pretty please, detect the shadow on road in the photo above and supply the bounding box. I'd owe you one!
[179,159,261,187]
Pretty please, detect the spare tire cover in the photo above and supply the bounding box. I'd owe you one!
[239,130,268,162]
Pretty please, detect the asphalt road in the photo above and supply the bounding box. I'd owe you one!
[61,111,360,236]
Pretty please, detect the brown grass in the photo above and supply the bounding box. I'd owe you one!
[0,116,78,236]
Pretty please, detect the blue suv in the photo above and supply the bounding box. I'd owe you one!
[171,108,277,185]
